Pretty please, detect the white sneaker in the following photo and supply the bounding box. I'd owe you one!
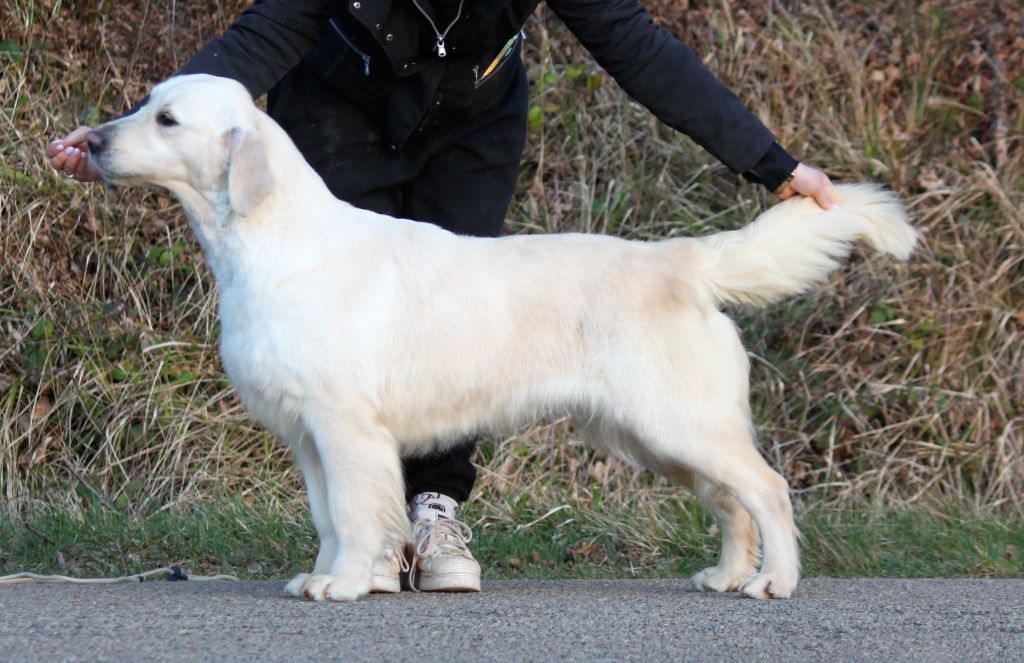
[410,516,481,592]
[370,540,408,593]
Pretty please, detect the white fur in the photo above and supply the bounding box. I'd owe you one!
[88,75,918,601]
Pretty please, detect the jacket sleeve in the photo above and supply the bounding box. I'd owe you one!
[177,0,336,98]
[547,0,797,190]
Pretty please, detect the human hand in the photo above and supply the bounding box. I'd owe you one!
[45,126,102,182]
[777,163,834,210]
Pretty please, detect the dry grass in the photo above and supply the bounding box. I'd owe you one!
[1,0,1021,534]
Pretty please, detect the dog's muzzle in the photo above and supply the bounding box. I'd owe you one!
[85,128,110,156]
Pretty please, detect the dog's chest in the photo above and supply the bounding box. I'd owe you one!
[217,284,306,436]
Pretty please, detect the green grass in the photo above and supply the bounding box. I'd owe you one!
[2,498,1020,582]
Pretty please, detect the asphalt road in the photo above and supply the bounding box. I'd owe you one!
[1,578,1021,662]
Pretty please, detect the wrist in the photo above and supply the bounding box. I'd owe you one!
[773,164,798,195]
[742,141,799,193]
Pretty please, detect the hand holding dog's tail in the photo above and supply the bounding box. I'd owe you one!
[692,183,918,308]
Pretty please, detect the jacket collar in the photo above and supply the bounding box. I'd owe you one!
[473,0,513,19]
[349,0,392,27]
[405,0,510,22]
[350,0,515,32]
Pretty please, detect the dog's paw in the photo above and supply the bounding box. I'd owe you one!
[691,565,753,593]
[295,573,372,602]
[739,572,796,599]
[285,573,313,597]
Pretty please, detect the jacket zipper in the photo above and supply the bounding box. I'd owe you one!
[329,18,371,76]
[409,0,465,58]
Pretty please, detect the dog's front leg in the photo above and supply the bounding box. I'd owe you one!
[293,413,408,602]
[284,434,339,597]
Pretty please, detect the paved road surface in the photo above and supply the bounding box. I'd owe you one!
[1,578,1021,662]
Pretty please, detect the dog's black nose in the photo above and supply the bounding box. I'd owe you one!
[85,129,108,155]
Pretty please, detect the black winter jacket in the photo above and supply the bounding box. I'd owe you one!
[178,0,797,190]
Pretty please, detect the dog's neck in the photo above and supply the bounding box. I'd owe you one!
[171,112,339,285]
[170,183,242,283]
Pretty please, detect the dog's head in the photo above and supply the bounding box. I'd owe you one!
[87,74,273,216]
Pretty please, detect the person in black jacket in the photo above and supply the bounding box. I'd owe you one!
[47,0,834,593]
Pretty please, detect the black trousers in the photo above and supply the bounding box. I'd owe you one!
[267,61,529,503]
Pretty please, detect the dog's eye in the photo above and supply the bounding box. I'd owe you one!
[156,111,178,127]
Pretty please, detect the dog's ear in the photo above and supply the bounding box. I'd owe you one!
[224,125,274,216]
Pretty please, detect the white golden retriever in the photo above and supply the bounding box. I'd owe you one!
[83,74,917,601]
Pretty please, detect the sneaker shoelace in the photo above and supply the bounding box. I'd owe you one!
[409,517,473,590]
[382,540,411,575]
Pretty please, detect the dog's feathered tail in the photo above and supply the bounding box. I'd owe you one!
[689,183,918,308]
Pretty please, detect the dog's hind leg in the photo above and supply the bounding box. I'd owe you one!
[637,410,799,599]
[294,412,409,602]
[284,433,339,597]
[589,413,765,598]
[688,477,760,593]
[578,414,758,592]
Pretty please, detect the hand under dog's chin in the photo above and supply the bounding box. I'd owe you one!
[92,163,145,187]
[89,158,119,184]
[90,152,145,186]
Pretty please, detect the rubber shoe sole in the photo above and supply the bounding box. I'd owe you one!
[371,571,401,593]
[415,571,481,592]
